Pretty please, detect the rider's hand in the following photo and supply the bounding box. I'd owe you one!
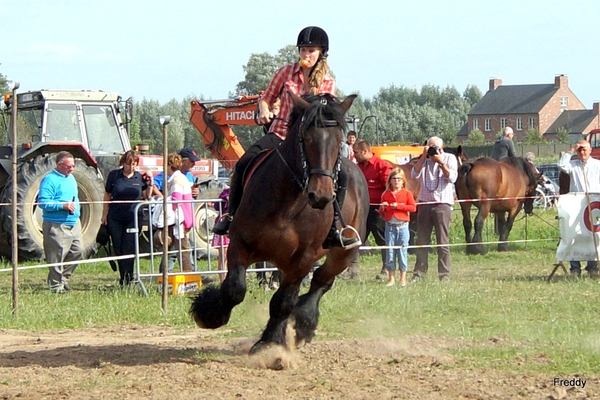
[257,109,273,125]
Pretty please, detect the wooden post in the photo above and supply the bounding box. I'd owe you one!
[10,81,20,317]
[159,116,170,312]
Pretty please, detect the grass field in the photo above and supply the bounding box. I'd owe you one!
[1,206,599,375]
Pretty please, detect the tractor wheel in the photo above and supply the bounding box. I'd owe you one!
[191,179,229,259]
[0,154,104,261]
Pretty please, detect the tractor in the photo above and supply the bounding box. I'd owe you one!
[0,89,133,260]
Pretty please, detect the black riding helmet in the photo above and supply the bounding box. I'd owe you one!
[297,26,329,54]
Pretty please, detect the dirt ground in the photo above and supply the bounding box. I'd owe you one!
[0,325,596,400]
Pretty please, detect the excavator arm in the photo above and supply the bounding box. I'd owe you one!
[190,95,261,172]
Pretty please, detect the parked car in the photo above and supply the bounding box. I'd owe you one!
[217,166,230,182]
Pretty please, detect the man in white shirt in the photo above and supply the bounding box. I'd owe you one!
[557,140,600,277]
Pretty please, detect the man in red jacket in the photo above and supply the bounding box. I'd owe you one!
[354,140,392,280]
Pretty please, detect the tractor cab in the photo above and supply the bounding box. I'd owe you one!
[1,90,131,178]
[0,89,134,260]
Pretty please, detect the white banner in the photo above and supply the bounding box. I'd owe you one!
[556,193,600,261]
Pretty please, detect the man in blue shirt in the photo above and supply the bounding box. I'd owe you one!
[38,151,83,293]
[152,147,199,197]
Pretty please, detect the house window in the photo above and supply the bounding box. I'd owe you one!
[484,118,491,131]
[473,118,479,130]
[516,117,522,131]
[528,117,535,129]
[560,96,568,107]
[500,118,506,129]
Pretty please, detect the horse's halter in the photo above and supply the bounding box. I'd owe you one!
[296,97,342,190]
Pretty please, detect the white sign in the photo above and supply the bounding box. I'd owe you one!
[556,193,600,261]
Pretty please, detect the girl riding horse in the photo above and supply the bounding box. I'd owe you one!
[212,26,359,250]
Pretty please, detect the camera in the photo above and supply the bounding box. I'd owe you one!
[427,145,440,157]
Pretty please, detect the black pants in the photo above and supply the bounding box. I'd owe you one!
[367,205,387,269]
[228,133,284,216]
[107,216,136,285]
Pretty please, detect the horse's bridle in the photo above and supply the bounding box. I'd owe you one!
[274,97,344,191]
[297,99,343,190]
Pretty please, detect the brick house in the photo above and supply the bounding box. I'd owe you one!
[457,75,600,143]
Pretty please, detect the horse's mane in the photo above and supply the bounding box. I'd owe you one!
[288,93,348,137]
[502,156,537,188]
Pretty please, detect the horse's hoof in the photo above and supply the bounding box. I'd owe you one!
[249,340,271,355]
[189,286,230,329]
[466,245,487,255]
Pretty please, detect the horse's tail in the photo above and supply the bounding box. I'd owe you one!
[458,162,474,190]
[460,162,473,178]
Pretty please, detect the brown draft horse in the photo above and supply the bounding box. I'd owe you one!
[190,93,369,353]
[456,156,537,255]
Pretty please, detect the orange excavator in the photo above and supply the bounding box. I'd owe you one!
[189,94,425,171]
[189,95,261,172]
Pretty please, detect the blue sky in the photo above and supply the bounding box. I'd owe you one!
[3,0,599,107]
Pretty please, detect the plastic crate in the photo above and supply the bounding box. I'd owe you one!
[157,274,202,295]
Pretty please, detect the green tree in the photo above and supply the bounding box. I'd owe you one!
[556,127,569,144]
[234,52,279,96]
[365,84,470,146]
[234,45,297,96]
[275,45,299,66]
[133,98,162,154]
[0,75,7,94]
[159,98,185,153]
[524,128,546,144]
[181,94,206,156]
[464,129,485,146]
[463,85,482,108]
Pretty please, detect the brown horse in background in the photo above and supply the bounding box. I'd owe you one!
[190,93,369,354]
[456,156,537,255]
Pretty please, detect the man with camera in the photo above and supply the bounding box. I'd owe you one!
[411,136,458,282]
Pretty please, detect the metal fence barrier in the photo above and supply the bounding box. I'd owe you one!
[130,198,279,296]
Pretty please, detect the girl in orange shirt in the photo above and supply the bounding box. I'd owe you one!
[379,168,416,286]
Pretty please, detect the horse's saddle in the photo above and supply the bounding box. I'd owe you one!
[242,148,275,187]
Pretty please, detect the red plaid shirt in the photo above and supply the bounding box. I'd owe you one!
[262,63,336,139]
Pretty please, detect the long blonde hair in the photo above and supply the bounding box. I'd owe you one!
[386,168,405,191]
[309,56,330,95]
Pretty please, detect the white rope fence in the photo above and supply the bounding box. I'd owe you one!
[0,195,560,282]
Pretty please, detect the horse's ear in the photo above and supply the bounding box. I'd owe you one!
[340,95,357,114]
[287,90,311,110]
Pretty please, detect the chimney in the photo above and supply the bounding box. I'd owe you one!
[555,74,568,88]
[489,78,502,91]
[594,102,600,114]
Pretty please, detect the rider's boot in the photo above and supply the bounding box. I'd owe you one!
[322,186,361,250]
[212,172,242,235]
